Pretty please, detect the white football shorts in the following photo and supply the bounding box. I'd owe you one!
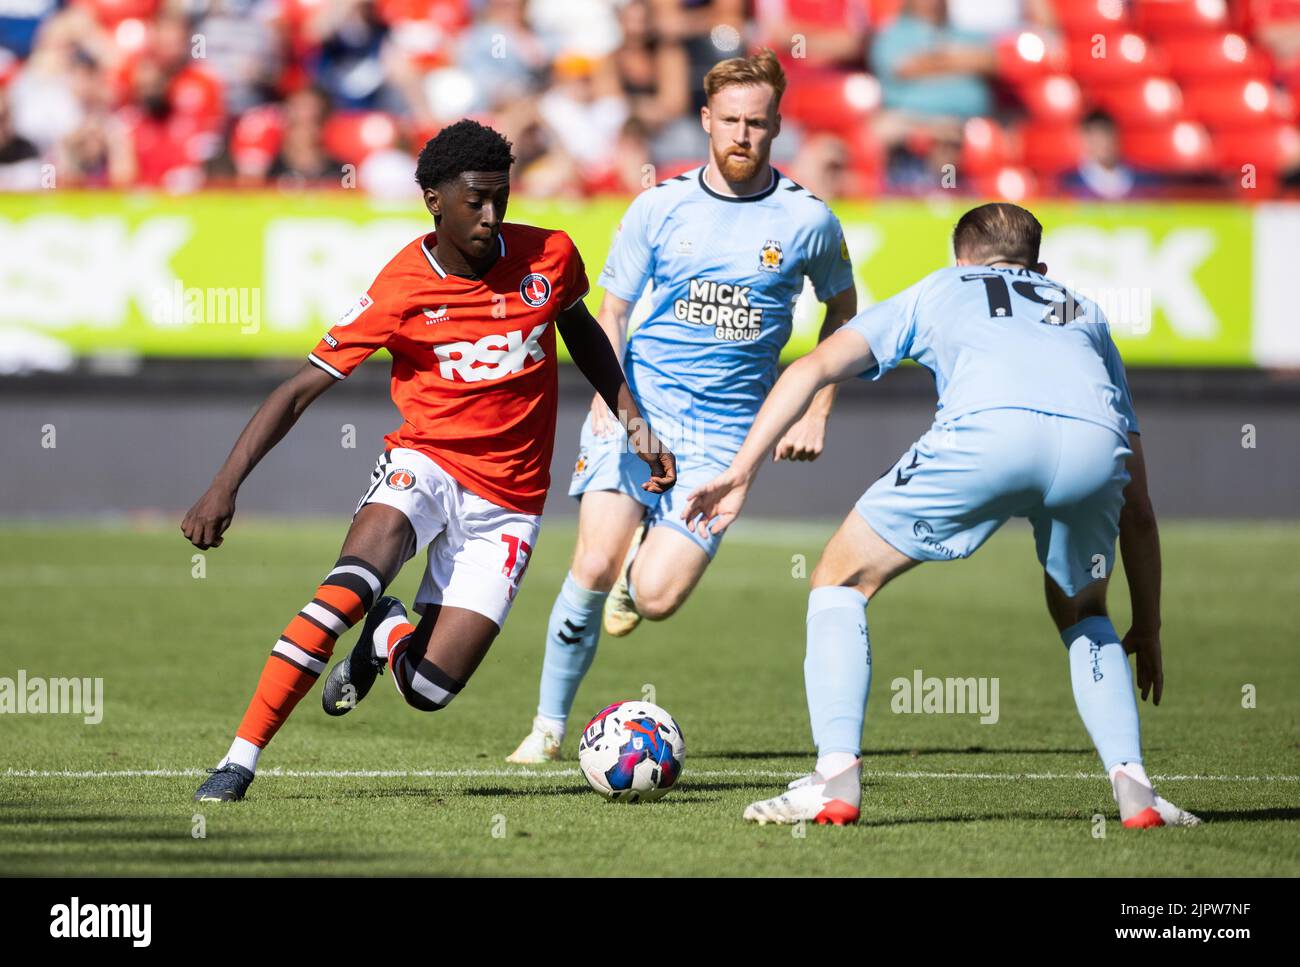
[356,447,541,628]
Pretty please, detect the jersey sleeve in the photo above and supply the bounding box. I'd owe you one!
[805,207,855,302]
[307,287,400,380]
[596,189,655,303]
[556,232,591,310]
[845,276,927,380]
[1100,324,1140,435]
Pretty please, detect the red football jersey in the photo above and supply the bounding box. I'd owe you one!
[308,223,589,515]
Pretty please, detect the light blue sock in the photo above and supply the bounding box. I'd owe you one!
[1062,615,1142,772]
[537,573,606,723]
[804,586,871,757]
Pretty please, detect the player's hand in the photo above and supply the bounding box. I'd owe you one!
[1122,626,1163,705]
[182,484,236,550]
[772,412,828,462]
[638,446,676,494]
[591,392,618,437]
[682,469,751,537]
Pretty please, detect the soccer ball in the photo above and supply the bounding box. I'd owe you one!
[577,700,686,802]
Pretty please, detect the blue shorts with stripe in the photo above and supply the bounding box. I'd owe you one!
[566,412,730,558]
[855,408,1132,597]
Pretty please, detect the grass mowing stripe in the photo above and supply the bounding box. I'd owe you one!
[5,768,1297,781]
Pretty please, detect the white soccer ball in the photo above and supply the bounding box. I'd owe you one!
[577,700,686,802]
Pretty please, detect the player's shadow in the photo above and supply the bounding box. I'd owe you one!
[1183,807,1300,823]
[460,784,727,801]
[708,746,1097,760]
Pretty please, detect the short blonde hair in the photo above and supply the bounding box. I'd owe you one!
[703,48,787,109]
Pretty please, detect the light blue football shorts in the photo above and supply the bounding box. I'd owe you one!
[855,408,1133,597]
[567,411,731,558]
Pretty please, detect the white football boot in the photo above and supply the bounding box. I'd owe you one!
[505,716,564,764]
[1114,769,1202,828]
[603,522,646,638]
[744,760,862,826]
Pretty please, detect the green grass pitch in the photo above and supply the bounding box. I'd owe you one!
[1,518,1297,877]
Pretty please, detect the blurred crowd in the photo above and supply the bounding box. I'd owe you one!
[1,0,1299,198]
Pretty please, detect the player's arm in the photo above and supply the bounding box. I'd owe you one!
[588,292,634,436]
[556,298,676,493]
[181,363,337,550]
[683,326,874,535]
[1118,432,1164,705]
[772,284,857,462]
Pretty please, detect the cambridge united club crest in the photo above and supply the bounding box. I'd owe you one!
[758,239,783,272]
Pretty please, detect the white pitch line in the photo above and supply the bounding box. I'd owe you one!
[3,767,1297,782]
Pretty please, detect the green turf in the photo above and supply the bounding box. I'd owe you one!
[0,518,1296,876]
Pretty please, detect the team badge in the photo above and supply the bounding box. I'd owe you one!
[574,447,589,477]
[840,236,850,261]
[520,273,552,308]
[385,469,416,491]
[758,239,784,272]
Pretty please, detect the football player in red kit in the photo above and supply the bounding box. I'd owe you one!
[182,120,676,802]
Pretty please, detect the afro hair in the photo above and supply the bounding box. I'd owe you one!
[415,119,515,192]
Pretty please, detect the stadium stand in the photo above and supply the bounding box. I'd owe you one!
[0,0,1297,197]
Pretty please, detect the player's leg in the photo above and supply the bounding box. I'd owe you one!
[605,456,728,632]
[1036,419,1199,828]
[509,410,653,760]
[745,415,1025,825]
[329,469,543,721]
[622,525,712,621]
[507,490,645,762]
[194,498,417,802]
[743,510,917,825]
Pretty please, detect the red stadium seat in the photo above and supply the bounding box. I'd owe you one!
[1017,74,1084,123]
[1069,32,1167,84]
[1123,120,1215,171]
[1211,121,1300,175]
[1051,0,1129,37]
[973,166,1039,202]
[780,72,880,135]
[1160,32,1270,80]
[1021,121,1084,176]
[323,112,400,165]
[1087,76,1184,127]
[230,106,284,175]
[1134,0,1230,36]
[961,117,1015,175]
[997,31,1069,83]
[1182,78,1289,127]
[87,0,160,27]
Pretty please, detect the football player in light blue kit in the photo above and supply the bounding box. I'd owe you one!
[685,203,1201,829]
[508,50,857,762]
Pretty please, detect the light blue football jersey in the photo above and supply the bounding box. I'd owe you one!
[597,166,855,452]
[847,264,1139,438]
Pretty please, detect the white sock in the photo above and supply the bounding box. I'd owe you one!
[815,752,858,780]
[1109,760,1152,789]
[374,614,408,661]
[219,736,262,773]
[536,714,566,742]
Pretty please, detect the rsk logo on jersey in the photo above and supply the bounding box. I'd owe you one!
[435,323,549,382]
[519,273,552,308]
[758,240,784,272]
[673,278,764,342]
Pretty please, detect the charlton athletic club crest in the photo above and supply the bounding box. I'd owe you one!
[385,468,416,491]
[759,239,784,272]
[520,273,552,308]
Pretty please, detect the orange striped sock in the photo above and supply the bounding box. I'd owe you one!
[235,556,384,749]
